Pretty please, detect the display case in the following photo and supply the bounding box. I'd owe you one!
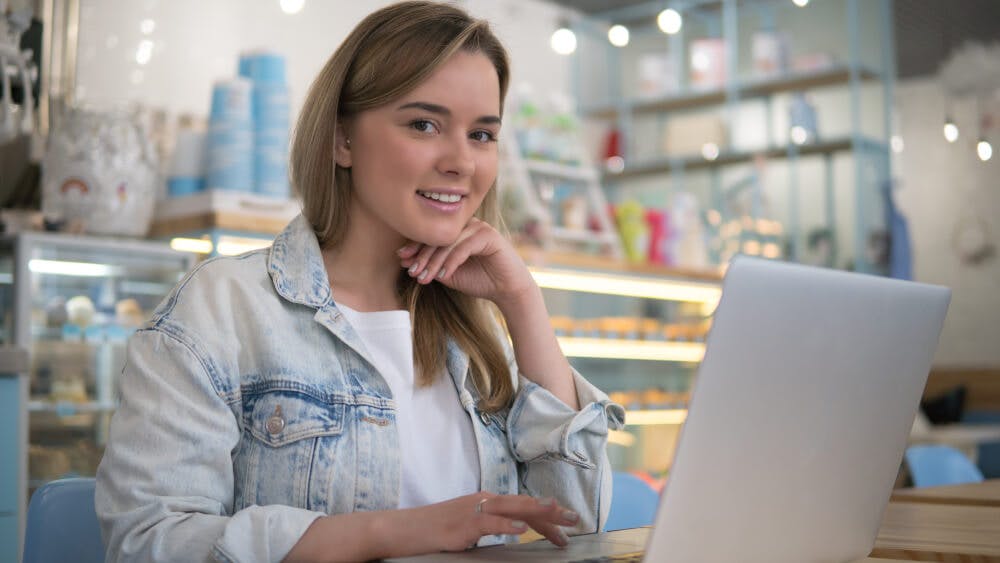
[0,232,197,491]
[523,249,722,477]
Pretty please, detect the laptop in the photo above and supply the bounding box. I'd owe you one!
[388,256,951,563]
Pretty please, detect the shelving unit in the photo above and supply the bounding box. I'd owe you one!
[501,115,623,258]
[570,0,896,274]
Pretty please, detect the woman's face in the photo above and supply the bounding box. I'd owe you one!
[338,51,501,248]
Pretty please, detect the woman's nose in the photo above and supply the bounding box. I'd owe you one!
[437,135,475,177]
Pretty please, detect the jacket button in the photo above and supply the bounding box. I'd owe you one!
[479,411,491,426]
[266,405,285,435]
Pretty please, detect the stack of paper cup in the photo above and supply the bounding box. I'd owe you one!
[206,78,254,192]
[240,51,290,198]
[167,127,207,197]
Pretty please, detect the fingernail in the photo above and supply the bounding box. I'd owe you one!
[436,268,446,280]
[408,264,419,275]
[562,510,579,523]
[538,497,555,506]
[511,520,527,530]
[556,528,570,545]
[418,269,429,281]
[397,244,414,256]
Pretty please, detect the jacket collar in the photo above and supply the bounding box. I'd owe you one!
[267,214,333,309]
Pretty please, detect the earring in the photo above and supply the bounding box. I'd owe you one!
[345,138,351,146]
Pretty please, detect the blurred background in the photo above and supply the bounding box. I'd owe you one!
[1,0,998,555]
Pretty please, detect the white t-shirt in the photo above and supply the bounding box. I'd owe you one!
[337,303,481,509]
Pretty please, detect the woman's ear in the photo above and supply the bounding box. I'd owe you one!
[334,125,352,168]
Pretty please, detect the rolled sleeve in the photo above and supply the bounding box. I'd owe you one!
[507,369,625,467]
[505,366,625,535]
[96,328,324,563]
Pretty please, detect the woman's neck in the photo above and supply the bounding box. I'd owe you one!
[322,225,406,312]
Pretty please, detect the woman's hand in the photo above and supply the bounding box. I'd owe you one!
[401,492,580,554]
[397,218,533,308]
[285,493,580,562]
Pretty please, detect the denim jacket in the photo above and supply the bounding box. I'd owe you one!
[95,215,625,563]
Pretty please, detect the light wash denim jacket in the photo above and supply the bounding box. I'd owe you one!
[96,215,625,563]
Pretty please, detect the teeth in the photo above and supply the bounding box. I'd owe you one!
[419,191,462,203]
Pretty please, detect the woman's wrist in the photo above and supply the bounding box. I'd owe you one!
[492,279,543,319]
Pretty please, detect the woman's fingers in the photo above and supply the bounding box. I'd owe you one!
[476,513,530,536]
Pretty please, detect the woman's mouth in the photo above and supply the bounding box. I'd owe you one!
[417,190,464,203]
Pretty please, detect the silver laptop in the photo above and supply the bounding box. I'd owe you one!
[388,256,951,563]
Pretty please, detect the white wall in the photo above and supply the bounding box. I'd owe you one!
[894,78,1000,366]
[73,0,573,120]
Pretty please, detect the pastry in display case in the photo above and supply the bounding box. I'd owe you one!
[0,232,197,490]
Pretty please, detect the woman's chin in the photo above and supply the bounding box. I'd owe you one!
[408,230,462,248]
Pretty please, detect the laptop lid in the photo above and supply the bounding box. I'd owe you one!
[645,256,951,563]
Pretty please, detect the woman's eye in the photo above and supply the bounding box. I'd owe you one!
[471,130,497,143]
[410,120,437,134]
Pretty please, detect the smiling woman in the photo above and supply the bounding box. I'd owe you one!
[94,2,624,562]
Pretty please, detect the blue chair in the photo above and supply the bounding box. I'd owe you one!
[905,444,985,488]
[605,472,660,531]
[23,477,104,563]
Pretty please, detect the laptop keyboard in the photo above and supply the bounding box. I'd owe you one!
[570,552,644,563]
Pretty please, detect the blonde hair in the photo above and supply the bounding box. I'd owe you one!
[290,1,514,412]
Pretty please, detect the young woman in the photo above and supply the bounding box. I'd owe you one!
[96,2,624,561]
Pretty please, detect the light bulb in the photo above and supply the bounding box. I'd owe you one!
[978,139,993,161]
[891,135,904,153]
[280,0,305,14]
[135,39,153,65]
[608,25,630,47]
[790,126,808,145]
[701,142,720,161]
[943,120,959,143]
[657,9,682,35]
[605,156,625,174]
[551,27,577,55]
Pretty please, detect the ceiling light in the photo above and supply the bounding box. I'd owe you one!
[978,139,993,161]
[550,27,577,55]
[279,0,305,15]
[891,135,904,153]
[608,24,630,47]
[790,125,808,145]
[701,142,720,161]
[657,9,682,35]
[793,0,810,6]
[943,118,959,143]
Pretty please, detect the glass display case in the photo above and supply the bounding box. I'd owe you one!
[0,232,197,490]
[523,250,722,478]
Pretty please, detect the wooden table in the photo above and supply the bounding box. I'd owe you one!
[871,501,1000,561]
[891,480,1000,508]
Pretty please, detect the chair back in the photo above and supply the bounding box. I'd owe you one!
[605,472,660,531]
[23,477,104,563]
[905,444,985,488]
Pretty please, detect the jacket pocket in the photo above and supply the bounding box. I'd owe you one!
[235,385,351,511]
[246,389,345,446]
